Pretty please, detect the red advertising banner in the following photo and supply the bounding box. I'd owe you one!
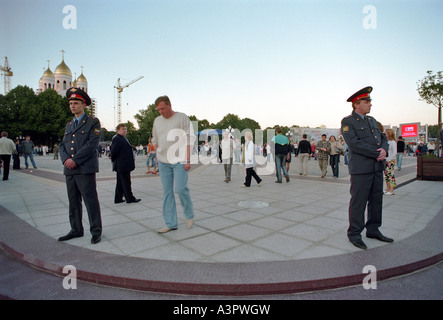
[401,123,418,137]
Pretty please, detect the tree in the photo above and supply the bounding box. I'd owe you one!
[0,86,79,146]
[36,89,72,142]
[417,71,443,154]
[134,103,160,144]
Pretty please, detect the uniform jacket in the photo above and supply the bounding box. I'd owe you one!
[110,134,135,173]
[341,111,389,175]
[59,114,101,175]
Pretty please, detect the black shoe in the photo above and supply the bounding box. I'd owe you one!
[58,232,83,241]
[349,238,367,250]
[91,235,101,244]
[126,198,141,203]
[285,175,290,183]
[114,199,125,204]
[366,233,394,243]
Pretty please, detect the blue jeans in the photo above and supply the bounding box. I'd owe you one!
[146,153,156,167]
[396,153,403,170]
[274,154,289,182]
[24,153,36,168]
[158,162,194,229]
[329,154,340,177]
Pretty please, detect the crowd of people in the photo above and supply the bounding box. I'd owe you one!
[2,86,443,252]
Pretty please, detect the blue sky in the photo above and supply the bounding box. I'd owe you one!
[2,0,443,131]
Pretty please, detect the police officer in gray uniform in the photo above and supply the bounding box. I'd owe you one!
[341,86,393,249]
[58,87,102,244]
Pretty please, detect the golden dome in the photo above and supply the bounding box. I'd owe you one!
[54,59,72,76]
[77,72,87,82]
[42,67,54,78]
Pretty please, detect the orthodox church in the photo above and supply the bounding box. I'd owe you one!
[38,51,95,116]
[38,51,88,95]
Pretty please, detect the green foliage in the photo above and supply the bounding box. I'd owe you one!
[417,70,443,152]
[133,103,159,144]
[0,86,71,145]
[1,86,304,147]
[417,71,443,108]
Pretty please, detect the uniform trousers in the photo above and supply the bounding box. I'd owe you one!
[347,171,383,240]
[65,174,102,237]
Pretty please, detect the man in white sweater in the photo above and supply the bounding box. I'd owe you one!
[0,131,16,181]
[152,96,195,234]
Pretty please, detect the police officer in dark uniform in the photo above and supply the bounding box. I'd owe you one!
[341,86,394,249]
[58,87,102,244]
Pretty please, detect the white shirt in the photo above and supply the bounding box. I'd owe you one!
[152,112,195,164]
[0,137,16,155]
[386,140,397,162]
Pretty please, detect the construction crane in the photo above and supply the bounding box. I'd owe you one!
[114,76,144,124]
[0,57,13,94]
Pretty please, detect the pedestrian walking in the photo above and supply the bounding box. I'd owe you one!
[111,123,141,204]
[146,138,157,174]
[329,135,343,178]
[271,127,290,183]
[0,131,16,181]
[317,134,330,178]
[242,131,262,187]
[152,95,195,234]
[297,134,311,176]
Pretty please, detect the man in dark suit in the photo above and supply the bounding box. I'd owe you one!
[110,124,140,204]
[58,87,102,244]
[341,86,393,249]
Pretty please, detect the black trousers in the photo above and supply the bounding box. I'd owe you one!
[13,153,20,169]
[115,171,136,202]
[65,174,102,236]
[347,171,383,240]
[244,167,261,187]
[0,155,11,180]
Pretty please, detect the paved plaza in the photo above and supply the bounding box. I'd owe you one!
[0,153,442,298]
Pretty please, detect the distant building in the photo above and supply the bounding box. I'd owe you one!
[37,51,96,117]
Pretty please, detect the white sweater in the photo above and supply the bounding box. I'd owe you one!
[244,141,256,168]
[0,137,15,155]
[152,112,195,164]
[386,140,397,162]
